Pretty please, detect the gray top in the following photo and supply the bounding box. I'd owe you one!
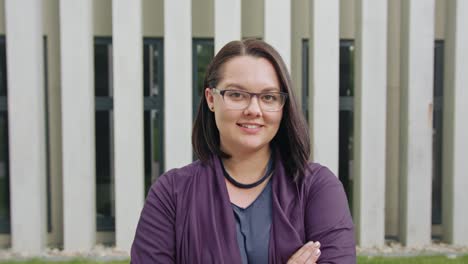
[232,180,272,264]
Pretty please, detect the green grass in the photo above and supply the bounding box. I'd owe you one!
[0,260,129,264]
[357,255,468,263]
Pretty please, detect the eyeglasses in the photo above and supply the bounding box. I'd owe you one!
[211,88,288,112]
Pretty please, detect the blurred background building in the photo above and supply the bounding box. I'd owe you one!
[0,0,466,254]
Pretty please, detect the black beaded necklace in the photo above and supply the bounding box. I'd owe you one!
[221,154,274,189]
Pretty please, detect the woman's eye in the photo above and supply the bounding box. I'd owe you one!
[262,94,277,101]
[227,91,244,98]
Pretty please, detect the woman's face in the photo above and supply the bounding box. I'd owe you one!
[205,55,283,155]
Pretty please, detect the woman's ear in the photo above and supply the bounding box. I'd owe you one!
[205,88,215,111]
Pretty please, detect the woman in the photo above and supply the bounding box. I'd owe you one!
[131,39,356,263]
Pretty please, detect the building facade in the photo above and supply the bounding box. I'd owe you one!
[0,0,467,254]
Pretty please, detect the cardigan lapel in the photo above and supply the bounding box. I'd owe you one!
[211,156,243,263]
[198,152,304,263]
[269,149,305,263]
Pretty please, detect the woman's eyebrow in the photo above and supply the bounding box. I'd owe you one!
[224,83,247,90]
[261,87,280,92]
[224,83,280,92]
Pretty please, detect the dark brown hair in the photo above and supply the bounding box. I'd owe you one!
[192,39,310,181]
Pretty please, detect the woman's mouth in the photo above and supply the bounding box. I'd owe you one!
[237,123,263,134]
[239,124,261,129]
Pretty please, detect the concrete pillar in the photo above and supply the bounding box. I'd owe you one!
[308,0,339,174]
[353,0,387,247]
[43,0,64,247]
[385,0,402,239]
[399,0,434,246]
[290,0,308,103]
[5,0,47,253]
[264,0,291,69]
[164,0,192,170]
[112,0,145,252]
[214,0,241,53]
[442,0,468,246]
[60,0,96,250]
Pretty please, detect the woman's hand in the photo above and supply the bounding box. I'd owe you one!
[286,241,321,264]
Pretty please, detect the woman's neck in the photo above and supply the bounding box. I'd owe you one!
[221,146,271,184]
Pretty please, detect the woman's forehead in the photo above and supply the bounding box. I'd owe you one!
[218,56,280,90]
[221,83,280,92]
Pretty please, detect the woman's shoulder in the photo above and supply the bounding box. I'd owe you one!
[163,160,204,179]
[149,160,207,193]
[301,162,342,192]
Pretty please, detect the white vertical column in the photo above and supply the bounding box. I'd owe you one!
[164,0,192,170]
[60,0,96,250]
[112,0,145,252]
[5,0,47,253]
[442,0,468,246]
[353,0,387,247]
[399,0,434,246]
[264,0,291,69]
[308,0,339,174]
[214,0,241,53]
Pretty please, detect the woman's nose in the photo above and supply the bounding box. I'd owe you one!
[243,95,262,116]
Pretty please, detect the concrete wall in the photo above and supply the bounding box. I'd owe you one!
[193,0,213,38]
[0,0,459,249]
[143,0,164,37]
[242,0,263,38]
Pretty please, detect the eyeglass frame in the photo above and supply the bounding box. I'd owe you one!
[210,87,288,112]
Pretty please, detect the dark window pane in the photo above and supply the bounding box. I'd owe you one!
[143,44,162,98]
[302,39,309,121]
[144,110,163,193]
[432,41,444,225]
[151,46,161,98]
[94,39,114,231]
[95,110,114,230]
[143,39,164,194]
[339,40,355,211]
[339,110,353,203]
[0,36,8,234]
[0,112,10,233]
[96,111,112,183]
[340,41,354,97]
[143,45,150,97]
[0,40,7,97]
[43,37,52,232]
[192,39,214,119]
[95,42,111,97]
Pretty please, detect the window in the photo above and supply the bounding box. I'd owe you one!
[0,37,51,233]
[44,37,52,233]
[143,38,164,194]
[432,40,444,227]
[338,40,354,209]
[301,39,354,209]
[94,38,165,231]
[302,39,309,121]
[192,39,214,120]
[0,37,10,234]
[94,37,115,231]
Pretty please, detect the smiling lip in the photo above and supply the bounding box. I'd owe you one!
[237,123,264,134]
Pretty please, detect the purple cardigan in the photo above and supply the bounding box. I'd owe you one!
[131,153,356,263]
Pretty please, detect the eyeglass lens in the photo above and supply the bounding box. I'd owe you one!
[221,90,285,111]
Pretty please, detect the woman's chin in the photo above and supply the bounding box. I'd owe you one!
[233,142,269,154]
